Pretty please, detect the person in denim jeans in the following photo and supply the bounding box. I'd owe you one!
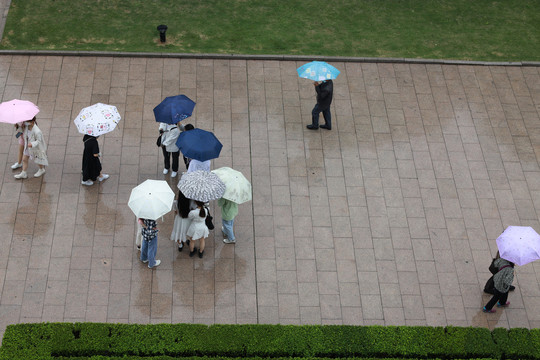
[139,218,161,269]
[218,198,238,244]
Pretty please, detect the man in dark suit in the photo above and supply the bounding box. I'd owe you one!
[307,79,333,130]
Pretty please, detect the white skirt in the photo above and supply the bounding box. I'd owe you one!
[187,222,209,240]
[170,215,191,243]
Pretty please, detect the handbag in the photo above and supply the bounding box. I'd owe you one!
[205,207,214,230]
[156,134,162,147]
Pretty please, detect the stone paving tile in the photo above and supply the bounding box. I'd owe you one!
[0,55,539,339]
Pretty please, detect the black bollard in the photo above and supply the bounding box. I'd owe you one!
[157,25,168,43]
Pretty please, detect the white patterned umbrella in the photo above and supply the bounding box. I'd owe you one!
[74,103,121,136]
[211,167,252,204]
[128,180,175,220]
[177,170,226,202]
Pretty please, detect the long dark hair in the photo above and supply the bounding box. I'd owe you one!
[195,201,205,218]
[177,190,191,219]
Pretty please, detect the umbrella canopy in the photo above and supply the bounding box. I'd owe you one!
[128,179,175,220]
[211,167,252,204]
[153,95,196,124]
[297,61,340,82]
[74,103,121,136]
[177,170,226,202]
[0,99,39,124]
[496,226,540,266]
[176,128,223,162]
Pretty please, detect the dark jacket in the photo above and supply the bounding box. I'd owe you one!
[316,80,333,110]
[82,135,102,181]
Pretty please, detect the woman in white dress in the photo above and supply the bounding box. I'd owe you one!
[170,190,195,252]
[187,201,209,258]
[14,117,48,179]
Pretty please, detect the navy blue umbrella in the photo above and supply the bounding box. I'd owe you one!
[176,128,223,162]
[153,95,196,124]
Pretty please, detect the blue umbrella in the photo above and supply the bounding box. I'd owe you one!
[297,61,340,81]
[176,128,223,162]
[153,95,196,124]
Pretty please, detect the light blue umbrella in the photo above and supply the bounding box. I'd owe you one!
[297,61,340,81]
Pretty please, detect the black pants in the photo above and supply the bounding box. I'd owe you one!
[162,147,179,172]
[311,103,331,128]
[484,289,509,310]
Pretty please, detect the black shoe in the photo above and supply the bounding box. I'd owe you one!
[306,124,318,130]
[198,250,204,258]
[319,124,331,130]
[509,285,516,291]
[178,243,183,252]
[189,247,197,257]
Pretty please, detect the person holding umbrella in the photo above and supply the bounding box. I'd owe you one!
[11,122,25,170]
[306,80,333,130]
[297,61,339,131]
[187,201,209,258]
[14,117,48,179]
[81,134,109,186]
[482,257,514,313]
[159,122,181,177]
[139,218,161,269]
[212,167,252,245]
[170,190,196,251]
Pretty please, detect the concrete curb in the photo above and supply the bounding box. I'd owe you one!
[0,49,538,67]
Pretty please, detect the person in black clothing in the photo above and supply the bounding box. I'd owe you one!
[81,134,109,186]
[307,80,333,130]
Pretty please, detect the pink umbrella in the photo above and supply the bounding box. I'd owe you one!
[0,99,40,124]
[496,226,540,266]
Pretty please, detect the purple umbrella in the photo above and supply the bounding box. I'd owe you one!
[496,226,540,266]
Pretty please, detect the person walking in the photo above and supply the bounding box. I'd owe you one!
[306,80,333,130]
[218,197,238,244]
[11,123,25,170]
[159,123,181,177]
[139,218,161,269]
[14,117,48,179]
[187,201,209,258]
[81,134,109,186]
[170,190,196,252]
[482,257,515,313]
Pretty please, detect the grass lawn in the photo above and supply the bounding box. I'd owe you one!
[1,0,539,61]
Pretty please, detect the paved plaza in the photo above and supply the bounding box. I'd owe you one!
[0,55,539,340]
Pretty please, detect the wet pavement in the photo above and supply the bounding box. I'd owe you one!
[0,55,539,340]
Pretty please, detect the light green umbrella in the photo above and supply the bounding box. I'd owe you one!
[211,167,252,204]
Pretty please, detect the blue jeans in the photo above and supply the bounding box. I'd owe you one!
[222,219,235,240]
[140,235,158,267]
[311,103,331,128]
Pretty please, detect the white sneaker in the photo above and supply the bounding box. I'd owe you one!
[81,180,94,186]
[11,162,22,169]
[163,169,169,175]
[98,174,109,182]
[149,259,161,269]
[14,171,27,179]
[34,168,46,177]
[223,238,236,244]
[171,171,177,178]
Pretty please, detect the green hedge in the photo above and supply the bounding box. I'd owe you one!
[0,322,537,359]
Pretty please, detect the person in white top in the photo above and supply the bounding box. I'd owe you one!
[159,122,181,177]
[187,201,209,258]
[14,117,48,179]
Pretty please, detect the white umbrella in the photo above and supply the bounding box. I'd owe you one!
[128,180,175,220]
[177,170,226,202]
[74,103,121,136]
[211,167,252,204]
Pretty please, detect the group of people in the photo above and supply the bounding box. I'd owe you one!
[134,122,239,269]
